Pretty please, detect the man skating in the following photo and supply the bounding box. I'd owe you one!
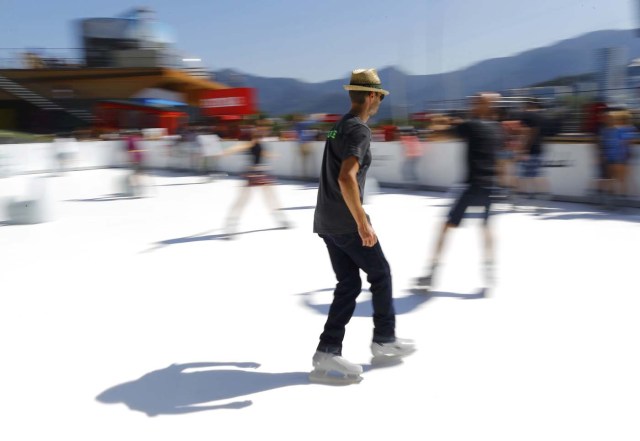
[311,69,415,384]
[415,93,501,293]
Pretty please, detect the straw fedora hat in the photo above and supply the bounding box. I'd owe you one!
[343,68,390,95]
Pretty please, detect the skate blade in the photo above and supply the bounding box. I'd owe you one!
[372,346,417,360]
[463,287,488,299]
[411,279,432,292]
[308,370,362,385]
[370,356,405,368]
[373,350,417,360]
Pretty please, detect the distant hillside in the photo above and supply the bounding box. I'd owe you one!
[210,29,640,121]
[531,73,595,88]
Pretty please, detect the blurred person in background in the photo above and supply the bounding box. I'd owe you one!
[196,128,225,182]
[517,99,549,211]
[584,100,609,204]
[399,127,424,189]
[600,109,638,207]
[414,93,501,292]
[52,133,79,176]
[371,127,385,142]
[294,115,318,180]
[496,107,523,203]
[221,126,291,238]
[124,130,147,197]
[310,68,415,384]
[176,123,198,169]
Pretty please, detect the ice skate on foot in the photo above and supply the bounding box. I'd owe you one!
[309,351,363,385]
[413,274,433,291]
[221,222,238,240]
[370,354,405,368]
[371,337,416,360]
[484,261,495,288]
[221,231,236,240]
[476,286,489,298]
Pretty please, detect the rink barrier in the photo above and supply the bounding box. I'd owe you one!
[0,139,638,205]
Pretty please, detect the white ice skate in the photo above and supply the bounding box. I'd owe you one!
[309,351,363,385]
[483,261,495,295]
[413,263,438,292]
[412,274,433,291]
[371,337,416,360]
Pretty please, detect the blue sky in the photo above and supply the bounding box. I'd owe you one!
[1,0,637,82]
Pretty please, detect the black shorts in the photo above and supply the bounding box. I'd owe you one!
[447,185,493,227]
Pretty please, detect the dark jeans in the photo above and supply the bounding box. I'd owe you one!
[317,233,396,355]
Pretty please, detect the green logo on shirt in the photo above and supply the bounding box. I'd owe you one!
[327,129,337,139]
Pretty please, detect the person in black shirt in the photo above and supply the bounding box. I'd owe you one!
[415,93,501,292]
[517,99,549,206]
[310,69,415,384]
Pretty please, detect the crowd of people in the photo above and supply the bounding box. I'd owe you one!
[585,103,639,207]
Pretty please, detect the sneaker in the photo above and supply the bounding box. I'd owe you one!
[371,337,416,358]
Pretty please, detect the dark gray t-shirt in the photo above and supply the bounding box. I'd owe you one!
[453,119,499,188]
[313,113,371,234]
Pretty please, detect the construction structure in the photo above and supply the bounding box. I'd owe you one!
[0,8,227,135]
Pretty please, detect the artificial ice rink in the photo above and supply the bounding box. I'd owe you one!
[1,168,639,441]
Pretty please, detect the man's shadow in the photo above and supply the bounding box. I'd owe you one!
[96,360,405,416]
[66,193,141,202]
[298,287,485,316]
[140,227,287,253]
[96,362,309,416]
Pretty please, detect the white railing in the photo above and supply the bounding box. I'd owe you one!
[0,139,638,204]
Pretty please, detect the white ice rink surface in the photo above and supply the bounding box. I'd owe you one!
[1,169,639,441]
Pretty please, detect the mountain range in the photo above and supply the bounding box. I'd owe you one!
[210,29,640,121]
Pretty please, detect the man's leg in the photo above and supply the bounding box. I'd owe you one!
[416,187,469,288]
[333,235,416,357]
[517,158,532,202]
[431,222,453,271]
[481,189,495,285]
[483,220,494,267]
[531,155,548,197]
[336,238,396,344]
[224,185,252,236]
[261,184,290,228]
[317,233,363,355]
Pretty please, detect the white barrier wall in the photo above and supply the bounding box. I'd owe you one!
[259,140,639,200]
[0,140,123,175]
[1,139,638,202]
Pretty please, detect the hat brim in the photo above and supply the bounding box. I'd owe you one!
[343,85,390,95]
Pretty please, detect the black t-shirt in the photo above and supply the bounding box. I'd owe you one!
[452,119,499,188]
[520,110,544,155]
[313,113,371,234]
[246,141,263,166]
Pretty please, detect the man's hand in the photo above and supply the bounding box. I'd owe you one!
[358,221,378,247]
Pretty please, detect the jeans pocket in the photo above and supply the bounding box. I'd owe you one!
[329,233,359,248]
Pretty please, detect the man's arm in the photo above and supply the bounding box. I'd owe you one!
[338,156,377,247]
[220,140,254,156]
